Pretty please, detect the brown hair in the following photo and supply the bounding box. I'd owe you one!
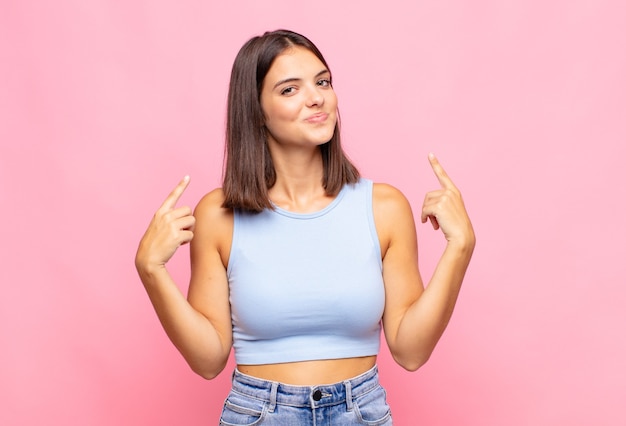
[222,29,360,212]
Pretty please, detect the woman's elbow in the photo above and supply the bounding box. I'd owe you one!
[195,369,221,380]
[191,362,227,380]
[187,354,229,380]
[392,352,431,372]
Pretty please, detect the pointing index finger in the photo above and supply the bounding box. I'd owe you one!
[428,153,456,189]
[161,175,190,211]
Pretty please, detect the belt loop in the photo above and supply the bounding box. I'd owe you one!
[344,379,354,411]
[268,381,278,413]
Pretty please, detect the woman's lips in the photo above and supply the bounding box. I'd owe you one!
[305,112,328,123]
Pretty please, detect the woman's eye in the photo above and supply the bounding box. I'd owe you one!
[317,79,331,87]
[280,87,295,95]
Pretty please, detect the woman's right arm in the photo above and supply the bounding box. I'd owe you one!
[135,177,233,379]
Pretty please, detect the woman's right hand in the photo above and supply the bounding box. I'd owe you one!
[135,176,196,274]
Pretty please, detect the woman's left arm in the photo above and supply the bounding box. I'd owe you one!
[374,154,475,371]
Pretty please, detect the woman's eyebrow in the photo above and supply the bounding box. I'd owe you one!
[273,69,330,89]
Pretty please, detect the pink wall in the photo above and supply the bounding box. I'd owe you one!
[1,1,625,424]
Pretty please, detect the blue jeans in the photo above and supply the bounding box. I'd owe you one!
[219,365,393,425]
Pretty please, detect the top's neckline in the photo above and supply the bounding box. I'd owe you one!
[270,184,348,220]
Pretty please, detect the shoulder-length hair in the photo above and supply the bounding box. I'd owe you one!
[222,29,360,212]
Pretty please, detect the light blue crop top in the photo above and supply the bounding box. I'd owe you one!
[227,178,385,365]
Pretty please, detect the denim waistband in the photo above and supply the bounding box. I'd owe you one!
[231,365,380,411]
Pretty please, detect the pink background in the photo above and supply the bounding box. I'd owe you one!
[1,1,625,425]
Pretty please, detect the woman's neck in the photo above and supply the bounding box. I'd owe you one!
[268,146,331,213]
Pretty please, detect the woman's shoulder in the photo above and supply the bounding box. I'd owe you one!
[370,182,418,259]
[194,188,233,226]
[371,182,415,238]
[192,188,233,261]
[372,182,410,207]
[196,187,225,208]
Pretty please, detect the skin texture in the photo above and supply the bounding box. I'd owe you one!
[135,46,475,385]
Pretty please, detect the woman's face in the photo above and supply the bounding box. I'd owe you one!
[260,46,338,150]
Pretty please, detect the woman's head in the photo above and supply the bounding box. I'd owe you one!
[222,29,359,212]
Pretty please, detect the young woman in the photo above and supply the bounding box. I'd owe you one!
[135,29,475,425]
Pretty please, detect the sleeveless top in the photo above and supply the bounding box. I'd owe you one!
[227,178,385,365]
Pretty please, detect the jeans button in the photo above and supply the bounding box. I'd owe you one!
[312,389,322,401]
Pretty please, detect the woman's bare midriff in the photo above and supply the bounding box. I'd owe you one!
[237,355,377,386]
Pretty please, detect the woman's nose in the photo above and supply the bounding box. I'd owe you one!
[305,85,324,108]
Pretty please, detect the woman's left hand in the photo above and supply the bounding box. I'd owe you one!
[421,153,475,248]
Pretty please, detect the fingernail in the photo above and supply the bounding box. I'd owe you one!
[429,152,435,160]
